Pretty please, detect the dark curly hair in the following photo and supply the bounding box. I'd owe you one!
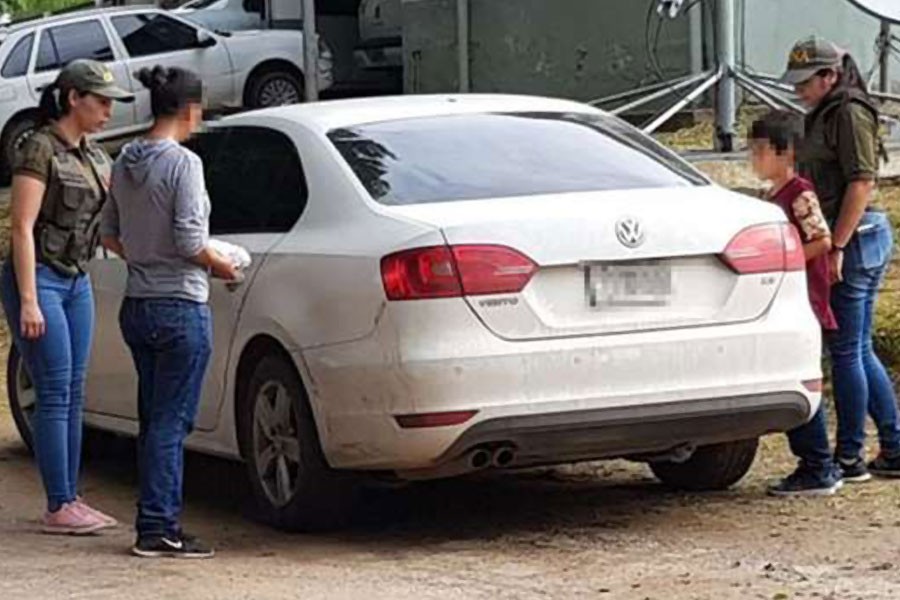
[135,66,203,118]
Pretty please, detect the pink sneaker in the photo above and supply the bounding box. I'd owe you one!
[73,500,119,528]
[42,503,108,536]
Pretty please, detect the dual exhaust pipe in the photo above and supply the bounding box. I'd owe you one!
[469,445,516,470]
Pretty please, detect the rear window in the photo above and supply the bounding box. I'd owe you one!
[328,112,707,206]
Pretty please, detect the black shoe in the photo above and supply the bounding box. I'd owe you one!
[837,457,873,483]
[868,453,900,478]
[132,533,215,559]
[767,465,843,497]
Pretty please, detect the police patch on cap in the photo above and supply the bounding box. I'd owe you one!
[780,36,845,85]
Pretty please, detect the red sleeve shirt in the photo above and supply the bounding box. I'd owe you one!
[768,176,838,331]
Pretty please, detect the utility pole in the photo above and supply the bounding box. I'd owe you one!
[302,0,318,102]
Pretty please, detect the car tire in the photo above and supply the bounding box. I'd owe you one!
[246,70,304,109]
[7,345,36,454]
[237,353,350,531]
[649,438,758,491]
[1,114,38,183]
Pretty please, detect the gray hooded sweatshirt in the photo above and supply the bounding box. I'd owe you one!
[101,139,211,303]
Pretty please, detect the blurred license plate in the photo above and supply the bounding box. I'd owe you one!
[585,263,672,308]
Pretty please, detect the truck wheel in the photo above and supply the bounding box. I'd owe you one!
[246,70,304,108]
[650,438,758,491]
[1,114,37,182]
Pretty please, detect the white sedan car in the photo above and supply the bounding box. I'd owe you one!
[7,95,822,530]
[0,6,332,175]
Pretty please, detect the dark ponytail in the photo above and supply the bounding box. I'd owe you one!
[37,82,77,125]
[837,54,873,100]
[136,66,203,119]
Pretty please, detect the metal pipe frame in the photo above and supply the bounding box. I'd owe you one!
[871,90,900,103]
[592,1,898,149]
[642,66,724,134]
[610,71,715,116]
[746,74,795,94]
[731,69,805,114]
[880,19,892,94]
[588,72,702,107]
[714,0,736,150]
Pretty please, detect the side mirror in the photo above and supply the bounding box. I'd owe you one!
[196,30,218,48]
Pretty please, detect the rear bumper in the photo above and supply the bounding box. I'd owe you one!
[413,392,809,477]
[301,272,821,471]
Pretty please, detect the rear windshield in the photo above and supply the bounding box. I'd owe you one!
[328,112,708,206]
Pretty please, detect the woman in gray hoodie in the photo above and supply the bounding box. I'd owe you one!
[100,66,237,559]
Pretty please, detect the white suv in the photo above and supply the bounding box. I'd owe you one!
[0,6,333,174]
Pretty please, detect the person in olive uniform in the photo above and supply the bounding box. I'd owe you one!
[782,37,900,481]
[0,60,134,534]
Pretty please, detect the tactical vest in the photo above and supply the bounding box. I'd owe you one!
[34,130,112,277]
[798,87,883,225]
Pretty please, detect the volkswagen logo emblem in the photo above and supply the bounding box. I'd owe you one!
[615,217,645,248]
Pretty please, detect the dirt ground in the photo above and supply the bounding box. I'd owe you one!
[3,168,900,600]
[3,347,900,600]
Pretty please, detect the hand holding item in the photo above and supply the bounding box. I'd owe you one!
[210,255,240,282]
[208,239,252,272]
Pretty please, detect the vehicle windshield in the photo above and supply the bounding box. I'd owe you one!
[328,111,709,206]
[178,0,222,9]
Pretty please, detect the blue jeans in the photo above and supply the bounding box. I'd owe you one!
[786,404,834,473]
[827,211,900,461]
[0,262,94,512]
[119,297,212,538]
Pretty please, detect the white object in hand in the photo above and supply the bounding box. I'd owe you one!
[209,239,252,271]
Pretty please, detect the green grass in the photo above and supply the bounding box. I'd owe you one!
[2,0,91,21]
[872,185,900,376]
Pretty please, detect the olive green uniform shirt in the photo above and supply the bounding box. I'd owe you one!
[11,126,111,276]
[799,97,880,225]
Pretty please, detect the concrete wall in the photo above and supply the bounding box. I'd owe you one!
[402,0,694,100]
[403,0,900,98]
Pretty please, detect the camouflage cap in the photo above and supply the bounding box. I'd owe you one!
[780,37,845,85]
[56,59,134,102]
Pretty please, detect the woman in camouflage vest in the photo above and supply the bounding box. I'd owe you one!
[0,60,133,535]
[783,37,900,482]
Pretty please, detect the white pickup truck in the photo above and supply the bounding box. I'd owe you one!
[175,0,401,92]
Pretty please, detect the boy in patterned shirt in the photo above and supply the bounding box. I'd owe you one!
[749,110,842,496]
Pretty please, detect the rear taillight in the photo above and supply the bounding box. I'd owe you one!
[381,244,537,301]
[783,224,805,271]
[381,246,460,300]
[721,223,805,274]
[452,245,537,295]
